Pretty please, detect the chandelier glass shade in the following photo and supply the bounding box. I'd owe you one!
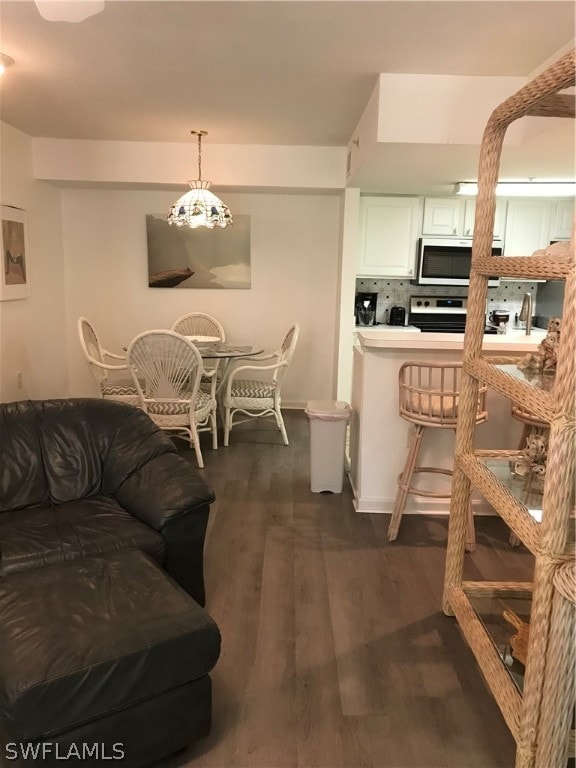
[167,131,233,229]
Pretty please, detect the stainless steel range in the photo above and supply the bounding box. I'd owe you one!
[408,296,498,334]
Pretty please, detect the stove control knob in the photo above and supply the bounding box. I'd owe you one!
[416,300,422,307]
[424,301,430,307]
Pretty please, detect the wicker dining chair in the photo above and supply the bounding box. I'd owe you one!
[171,312,226,383]
[171,312,225,342]
[221,324,299,447]
[388,361,488,551]
[126,330,218,468]
[77,317,140,405]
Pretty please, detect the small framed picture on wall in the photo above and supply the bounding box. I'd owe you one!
[1,205,30,301]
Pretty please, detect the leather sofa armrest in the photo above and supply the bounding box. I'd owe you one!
[114,453,215,531]
[114,453,214,604]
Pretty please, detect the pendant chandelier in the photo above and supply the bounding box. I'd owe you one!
[167,130,233,229]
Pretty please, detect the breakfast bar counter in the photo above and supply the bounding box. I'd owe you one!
[349,327,548,515]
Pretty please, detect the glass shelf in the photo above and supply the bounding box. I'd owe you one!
[466,358,556,424]
[467,591,531,694]
[479,457,543,523]
[495,364,556,394]
[469,455,575,551]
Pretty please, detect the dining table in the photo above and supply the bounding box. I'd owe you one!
[187,340,264,360]
[187,339,265,396]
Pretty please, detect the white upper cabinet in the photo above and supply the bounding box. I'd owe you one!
[503,199,553,255]
[423,197,506,238]
[358,197,421,277]
[550,199,574,240]
[462,198,507,239]
[422,198,465,236]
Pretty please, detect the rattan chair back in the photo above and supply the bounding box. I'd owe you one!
[78,317,109,385]
[273,323,299,386]
[222,323,299,446]
[511,401,548,428]
[127,330,203,403]
[171,312,226,342]
[126,330,218,467]
[399,361,487,428]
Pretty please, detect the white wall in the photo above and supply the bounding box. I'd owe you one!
[33,138,346,190]
[62,188,343,406]
[377,74,526,145]
[0,122,69,402]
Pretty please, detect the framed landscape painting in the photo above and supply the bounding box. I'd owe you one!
[146,213,251,289]
[1,206,29,301]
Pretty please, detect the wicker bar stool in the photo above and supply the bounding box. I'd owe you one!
[387,361,488,551]
[509,402,550,547]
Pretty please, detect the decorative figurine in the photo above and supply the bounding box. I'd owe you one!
[514,432,549,498]
[503,609,530,667]
[517,317,561,373]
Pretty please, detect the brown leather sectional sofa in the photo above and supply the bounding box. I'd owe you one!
[0,399,221,766]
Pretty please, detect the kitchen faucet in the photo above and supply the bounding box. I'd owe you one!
[519,292,532,335]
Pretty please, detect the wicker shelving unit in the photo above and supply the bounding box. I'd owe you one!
[442,50,575,768]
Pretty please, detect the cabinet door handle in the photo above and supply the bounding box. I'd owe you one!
[453,227,457,235]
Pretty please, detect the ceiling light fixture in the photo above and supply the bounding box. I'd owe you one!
[455,181,576,197]
[0,53,14,76]
[34,1,105,23]
[167,130,233,230]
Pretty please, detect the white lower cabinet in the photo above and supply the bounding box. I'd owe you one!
[358,196,421,278]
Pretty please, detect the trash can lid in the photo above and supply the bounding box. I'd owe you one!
[305,400,351,420]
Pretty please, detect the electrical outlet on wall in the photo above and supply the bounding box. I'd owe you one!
[16,371,23,389]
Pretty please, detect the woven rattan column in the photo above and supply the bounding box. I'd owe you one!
[535,562,576,768]
[441,48,575,768]
[516,267,576,768]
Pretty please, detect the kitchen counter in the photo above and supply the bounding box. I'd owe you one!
[355,325,421,333]
[349,329,548,516]
[357,326,547,351]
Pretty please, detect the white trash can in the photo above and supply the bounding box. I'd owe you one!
[305,400,351,493]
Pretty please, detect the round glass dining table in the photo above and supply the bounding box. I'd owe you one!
[187,340,265,396]
[188,340,264,359]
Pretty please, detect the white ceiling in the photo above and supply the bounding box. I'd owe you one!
[0,0,575,192]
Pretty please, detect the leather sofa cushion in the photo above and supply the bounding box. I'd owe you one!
[0,550,221,741]
[0,497,165,577]
[0,399,194,511]
[0,401,49,511]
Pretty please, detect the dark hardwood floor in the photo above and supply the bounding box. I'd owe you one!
[154,411,534,768]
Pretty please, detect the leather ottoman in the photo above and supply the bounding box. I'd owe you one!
[0,550,221,767]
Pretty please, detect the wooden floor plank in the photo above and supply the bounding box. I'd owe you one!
[152,411,532,768]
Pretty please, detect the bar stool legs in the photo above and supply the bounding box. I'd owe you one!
[388,424,476,553]
[388,425,425,543]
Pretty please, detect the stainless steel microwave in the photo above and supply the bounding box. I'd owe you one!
[412,238,501,287]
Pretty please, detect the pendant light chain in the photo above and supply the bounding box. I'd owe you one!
[192,129,207,182]
[197,131,202,181]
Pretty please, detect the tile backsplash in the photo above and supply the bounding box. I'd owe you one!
[355,278,539,325]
